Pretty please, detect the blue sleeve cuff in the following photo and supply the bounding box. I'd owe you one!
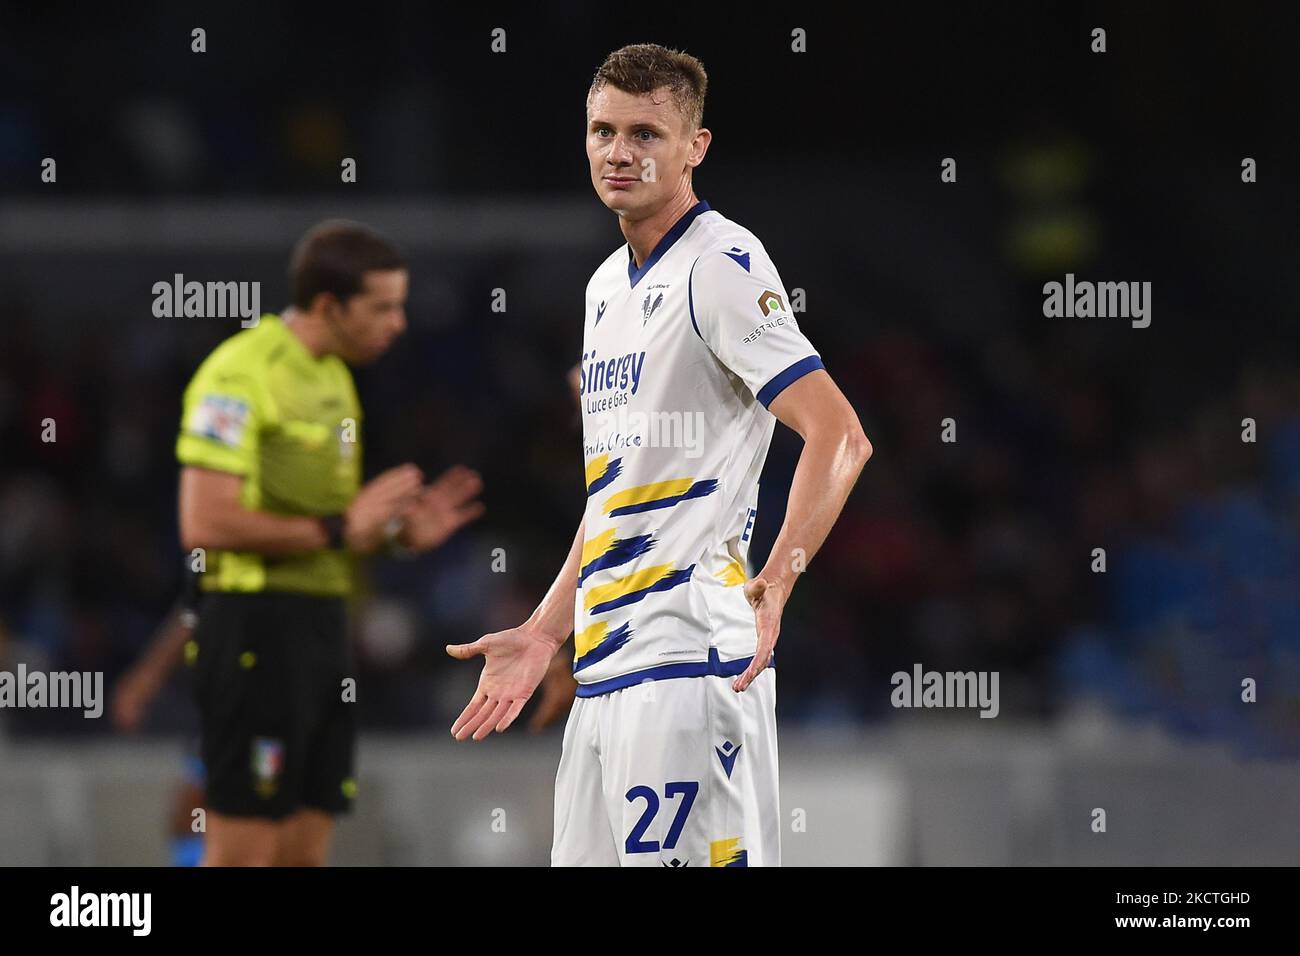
[756,355,825,407]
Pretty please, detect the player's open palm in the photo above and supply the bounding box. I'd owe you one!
[446,625,557,740]
[735,576,787,692]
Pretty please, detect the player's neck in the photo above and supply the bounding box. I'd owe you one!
[282,308,331,359]
[623,189,700,269]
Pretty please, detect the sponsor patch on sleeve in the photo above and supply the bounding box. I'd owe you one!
[188,394,251,448]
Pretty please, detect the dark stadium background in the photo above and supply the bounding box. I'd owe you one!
[0,3,1296,863]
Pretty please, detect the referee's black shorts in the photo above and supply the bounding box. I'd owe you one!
[191,591,356,821]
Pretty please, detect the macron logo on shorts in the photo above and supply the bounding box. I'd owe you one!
[715,739,741,778]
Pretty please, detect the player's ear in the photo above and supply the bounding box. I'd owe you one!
[688,127,712,168]
[320,291,351,322]
[308,290,334,318]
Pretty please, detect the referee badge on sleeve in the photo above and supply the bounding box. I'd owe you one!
[189,394,251,448]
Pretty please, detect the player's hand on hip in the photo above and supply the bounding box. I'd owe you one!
[734,576,786,692]
[345,463,424,553]
[446,624,558,741]
[398,465,485,553]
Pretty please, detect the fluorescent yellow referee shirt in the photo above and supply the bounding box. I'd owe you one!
[176,314,362,596]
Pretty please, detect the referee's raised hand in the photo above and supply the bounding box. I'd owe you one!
[343,463,424,554]
[396,464,485,553]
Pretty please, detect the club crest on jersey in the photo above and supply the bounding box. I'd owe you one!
[756,289,786,317]
[641,284,669,326]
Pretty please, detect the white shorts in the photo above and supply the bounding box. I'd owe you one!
[551,667,779,867]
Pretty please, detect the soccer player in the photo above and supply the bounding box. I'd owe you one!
[178,221,484,866]
[447,44,871,867]
[111,565,203,736]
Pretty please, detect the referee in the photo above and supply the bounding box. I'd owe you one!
[176,220,483,866]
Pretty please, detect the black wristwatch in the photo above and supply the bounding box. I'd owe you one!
[320,514,346,550]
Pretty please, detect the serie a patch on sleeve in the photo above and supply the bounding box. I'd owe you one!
[188,394,251,447]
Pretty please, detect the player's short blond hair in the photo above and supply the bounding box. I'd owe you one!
[588,43,708,132]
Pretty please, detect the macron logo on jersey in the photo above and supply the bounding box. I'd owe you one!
[722,246,751,272]
[595,300,607,326]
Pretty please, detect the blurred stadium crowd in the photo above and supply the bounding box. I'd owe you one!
[1,258,1295,754]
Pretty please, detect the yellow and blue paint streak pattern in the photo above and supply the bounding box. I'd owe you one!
[603,477,718,517]
[717,560,747,587]
[585,454,623,496]
[573,620,634,673]
[583,563,695,615]
[579,528,656,585]
[709,838,748,867]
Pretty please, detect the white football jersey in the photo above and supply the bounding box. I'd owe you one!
[573,200,823,695]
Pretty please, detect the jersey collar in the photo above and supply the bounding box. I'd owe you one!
[626,199,711,288]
